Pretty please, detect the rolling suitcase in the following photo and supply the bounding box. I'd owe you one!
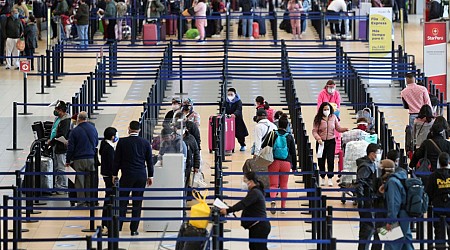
[143,23,158,45]
[252,21,259,38]
[41,156,53,190]
[166,16,178,36]
[160,22,167,41]
[208,115,235,153]
[254,15,266,36]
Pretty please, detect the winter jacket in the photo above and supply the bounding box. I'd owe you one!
[3,16,23,39]
[66,122,99,163]
[112,134,153,177]
[384,170,414,250]
[51,114,71,154]
[33,1,46,18]
[99,140,115,177]
[53,0,68,16]
[13,3,29,18]
[186,120,201,150]
[24,22,37,49]
[159,134,188,159]
[410,135,450,172]
[312,114,346,141]
[426,168,450,211]
[225,94,249,139]
[261,129,297,169]
[74,3,89,25]
[226,186,267,229]
[317,88,341,110]
[146,0,164,18]
[255,104,275,122]
[105,0,117,18]
[184,133,200,170]
[355,155,378,204]
[253,119,277,155]
[185,110,201,127]
[413,118,434,147]
[287,2,301,18]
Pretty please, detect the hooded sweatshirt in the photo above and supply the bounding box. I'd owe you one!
[253,119,277,155]
[426,167,450,209]
[413,117,434,147]
[317,88,341,110]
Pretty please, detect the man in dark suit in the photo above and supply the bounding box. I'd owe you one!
[112,121,153,236]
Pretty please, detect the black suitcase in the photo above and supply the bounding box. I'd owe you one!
[175,223,208,250]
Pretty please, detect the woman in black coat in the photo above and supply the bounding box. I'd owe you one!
[225,88,249,151]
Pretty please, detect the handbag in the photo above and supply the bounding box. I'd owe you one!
[188,7,195,16]
[182,8,191,17]
[16,38,25,51]
[189,190,210,229]
[255,131,274,167]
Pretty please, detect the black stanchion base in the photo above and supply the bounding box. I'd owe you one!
[94,108,104,111]
[44,85,56,88]
[34,202,47,206]
[81,228,97,233]
[22,210,41,214]
[224,229,231,233]
[36,92,49,94]
[108,85,118,88]
[301,211,312,215]
[99,100,107,102]
[91,112,100,115]
[52,81,61,84]
[8,229,29,233]
[18,112,33,115]
[295,180,304,184]
[210,166,228,170]
[6,148,23,151]
[22,219,39,223]
[104,92,111,95]
[223,160,232,163]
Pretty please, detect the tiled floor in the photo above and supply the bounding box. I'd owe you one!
[0,11,447,250]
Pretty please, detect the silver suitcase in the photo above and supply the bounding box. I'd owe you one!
[40,157,53,189]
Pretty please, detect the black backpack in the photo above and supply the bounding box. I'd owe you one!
[392,176,429,218]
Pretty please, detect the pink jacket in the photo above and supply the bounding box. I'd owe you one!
[194,2,207,17]
[287,2,302,17]
[317,88,341,110]
[312,114,346,141]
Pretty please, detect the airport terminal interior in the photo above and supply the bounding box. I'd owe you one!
[0,0,449,249]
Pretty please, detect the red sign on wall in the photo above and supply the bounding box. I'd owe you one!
[423,22,448,100]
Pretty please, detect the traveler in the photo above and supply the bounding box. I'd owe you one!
[384,162,414,250]
[220,172,271,250]
[300,0,310,34]
[326,0,347,39]
[74,0,89,49]
[182,98,201,127]
[355,143,381,250]
[273,111,291,133]
[112,121,153,236]
[312,102,348,186]
[193,0,207,42]
[99,127,118,234]
[24,15,37,70]
[49,101,71,193]
[210,0,225,37]
[239,0,256,39]
[33,0,46,40]
[410,123,450,172]
[174,119,200,187]
[145,0,164,40]
[255,96,275,122]
[426,152,450,250]
[157,127,188,162]
[104,0,116,44]
[261,114,297,214]
[175,111,201,149]
[0,0,11,65]
[3,8,23,70]
[317,80,341,117]
[252,108,277,156]
[287,0,302,39]
[13,0,29,20]
[65,111,99,206]
[400,72,432,127]
[225,88,249,151]
[164,97,182,125]
[413,104,435,148]
[52,0,69,39]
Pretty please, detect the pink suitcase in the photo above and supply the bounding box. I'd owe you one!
[143,23,158,45]
[208,115,235,153]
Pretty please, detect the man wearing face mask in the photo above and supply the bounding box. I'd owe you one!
[225,88,249,151]
[164,97,182,126]
[3,8,23,70]
[317,80,341,116]
[410,123,450,173]
[355,143,382,250]
[182,98,201,127]
[48,101,71,193]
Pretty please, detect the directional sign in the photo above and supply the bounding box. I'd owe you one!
[20,60,30,72]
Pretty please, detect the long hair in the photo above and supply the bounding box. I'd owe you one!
[417,105,434,123]
[99,127,117,155]
[313,102,334,127]
[244,172,265,193]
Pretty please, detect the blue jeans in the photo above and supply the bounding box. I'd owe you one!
[301,13,307,33]
[78,25,89,48]
[242,15,253,37]
[409,114,418,128]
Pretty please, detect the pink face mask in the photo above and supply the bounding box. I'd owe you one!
[357,124,368,131]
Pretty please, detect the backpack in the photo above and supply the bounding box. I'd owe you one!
[393,176,429,217]
[273,131,289,160]
[429,93,439,107]
[241,0,252,12]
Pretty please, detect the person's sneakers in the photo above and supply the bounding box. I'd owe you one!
[280,210,287,215]
[15,67,19,70]
[249,36,255,40]
[197,40,206,44]
[131,231,139,236]
[240,146,246,151]
[328,179,333,187]
[320,178,325,186]
[211,34,221,38]
[270,201,276,215]
[194,35,200,40]
[5,66,10,69]
[56,191,67,195]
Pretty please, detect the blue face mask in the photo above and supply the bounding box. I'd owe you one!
[13,14,19,19]
[113,132,119,143]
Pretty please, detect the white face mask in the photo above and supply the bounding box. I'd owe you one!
[241,181,249,191]
[227,95,235,101]
[323,110,330,117]
[327,87,336,94]
[376,153,382,162]
[172,104,180,111]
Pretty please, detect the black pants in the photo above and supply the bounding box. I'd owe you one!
[358,210,375,250]
[248,221,271,250]
[317,138,336,178]
[395,0,408,22]
[51,18,57,38]
[237,135,246,147]
[434,213,450,250]
[119,175,147,232]
[0,37,5,64]
[327,11,341,35]
[24,48,35,70]
[101,176,114,229]
[106,19,117,44]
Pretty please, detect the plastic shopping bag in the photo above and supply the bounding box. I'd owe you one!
[317,143,324,158]
[189,190,210,229]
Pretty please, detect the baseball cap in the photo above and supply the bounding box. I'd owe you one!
[256,108,267,117]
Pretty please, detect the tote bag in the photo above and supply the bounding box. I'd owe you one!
[255,131,274,167]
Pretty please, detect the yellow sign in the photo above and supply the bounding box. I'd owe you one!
[369,8,393,57]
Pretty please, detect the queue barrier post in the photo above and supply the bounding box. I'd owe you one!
[3,195,8,250]
[427,205,434,250]
[37,55,48,94]
[96,225,103,250]
[82,170,97,233]
[19,72,32,115]
[7,102,23,151]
